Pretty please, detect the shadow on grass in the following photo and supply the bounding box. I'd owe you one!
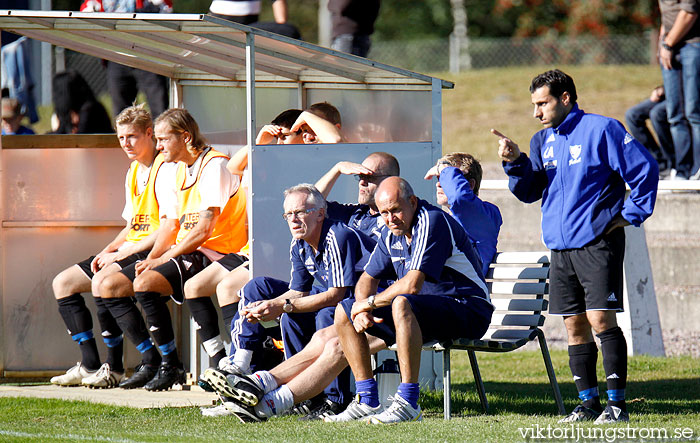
[420,378,700,418]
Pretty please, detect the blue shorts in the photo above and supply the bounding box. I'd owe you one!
[340,294,493,347]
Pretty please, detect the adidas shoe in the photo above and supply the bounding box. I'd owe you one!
[224,400,266,423]
[81,363,124,389]
[367,395,422,424]
[50,362,96,386]
[558,404,602,423]
[201,368,264,406]
[284,396,323,416]
[594,405,629,424]
[119,363,159,389]
[299,398,346,421]
[323,396,382,422]
[143,363,186,391]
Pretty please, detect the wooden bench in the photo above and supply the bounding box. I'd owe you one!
[391,251,565,419]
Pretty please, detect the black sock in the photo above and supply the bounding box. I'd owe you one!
[105,297,161,367]
[136,291,179,366]
[94,297,124,372]
[188,297,227,364]
[220,302,239,337]
[77,338,100,371]
[598,326,627,411]
[568,342,602,411]
[57,294,100,370]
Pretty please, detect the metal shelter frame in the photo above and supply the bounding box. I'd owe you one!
[0,10,453,377]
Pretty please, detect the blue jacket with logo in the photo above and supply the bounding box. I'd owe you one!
[502,104,658,250]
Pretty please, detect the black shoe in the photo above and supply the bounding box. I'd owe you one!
[299,398,346,421]
[119,363,158,389]
[224,373,265,407]
[144,363,186,391]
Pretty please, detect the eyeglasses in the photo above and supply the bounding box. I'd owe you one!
[282,207,320,221]
[355,174,390,184]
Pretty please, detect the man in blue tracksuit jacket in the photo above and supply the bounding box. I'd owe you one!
[424,152,502,276]
[492,69,658,425]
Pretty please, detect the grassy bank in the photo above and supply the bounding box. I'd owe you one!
[441,64,664,162]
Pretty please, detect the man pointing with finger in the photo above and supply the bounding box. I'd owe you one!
[494,69,658,424]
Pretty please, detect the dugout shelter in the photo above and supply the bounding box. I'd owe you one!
[0,11,453,378]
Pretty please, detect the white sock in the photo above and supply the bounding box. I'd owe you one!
[252,370,278,394]
[232,348,253,372]
[254,385,294,418]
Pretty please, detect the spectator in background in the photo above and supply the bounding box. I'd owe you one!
[208,0,300,39]
[658,0,700,180]
[80,0,171,119]
[51,70,113,134]
[625,86,674,177]
[329,0,380,58]
[1,97,34,135]
[1,36,39,125]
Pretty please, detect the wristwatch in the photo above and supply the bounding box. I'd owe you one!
[283,299,294,313]
[367,295,377,310]
[661,41,673,51]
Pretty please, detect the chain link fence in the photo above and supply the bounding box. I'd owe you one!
[57,34,655,103]
[370,34,655,73]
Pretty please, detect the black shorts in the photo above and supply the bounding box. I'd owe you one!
[120,251,212,304]
[76,250,151,280]
[216,253,249,272]
[549,228,625,316]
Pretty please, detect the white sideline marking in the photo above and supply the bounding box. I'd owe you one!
[0,429,141,442]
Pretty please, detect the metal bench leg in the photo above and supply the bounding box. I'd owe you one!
[536,329,566,415]
[467,349,489,413]
[442,349,451,420]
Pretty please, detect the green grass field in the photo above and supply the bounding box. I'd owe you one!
[1,350,698,442]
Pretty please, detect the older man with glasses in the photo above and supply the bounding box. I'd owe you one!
[202,184,375,410]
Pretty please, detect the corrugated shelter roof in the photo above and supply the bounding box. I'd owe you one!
[0,10,454,88]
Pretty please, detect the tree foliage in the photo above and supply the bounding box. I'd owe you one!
[493,0,659,37]
[51,0,660,42]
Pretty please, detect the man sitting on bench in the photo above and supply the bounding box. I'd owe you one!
[330,177,493,423]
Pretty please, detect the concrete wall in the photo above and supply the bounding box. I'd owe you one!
[480,189,700,347]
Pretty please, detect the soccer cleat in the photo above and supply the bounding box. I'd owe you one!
[558,404,602,423]
[367,395,422,424]
[50,362,96,386]
[119,363,159,389]
[81,363,124,389]
[299,398,346,421]
[224,373,265,406]
[144,363,186,391]
[594,405,629,424]
[323,395,382,422]
[224,400,266,423]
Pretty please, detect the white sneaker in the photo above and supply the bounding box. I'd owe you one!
[201,403,234,417]
[367,395,422,424]
[217,356,249,375]
[50,362,95,386]
[81,363,124,389]
[323,396,382,422]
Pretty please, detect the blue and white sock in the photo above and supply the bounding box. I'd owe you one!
[397,382,420,409]
[254,385,294,418]
[356,378,379,408]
